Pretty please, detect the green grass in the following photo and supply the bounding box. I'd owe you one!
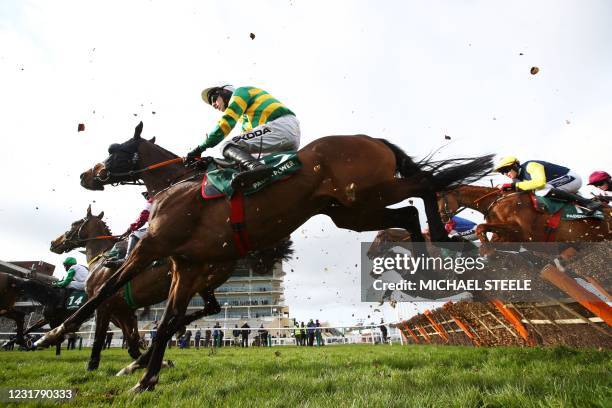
[0,344,610,407]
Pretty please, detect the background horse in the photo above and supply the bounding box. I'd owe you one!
[437,185,612,243]
[40,124,493,392]
[0,271,74,355]
[51,205,227,372]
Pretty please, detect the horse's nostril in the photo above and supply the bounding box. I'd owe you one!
[80,173,85,180]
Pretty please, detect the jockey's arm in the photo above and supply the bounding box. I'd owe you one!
[200,89,249,149]
[516,161,546,191]
[53,267,75,287]
[127,200,152,233]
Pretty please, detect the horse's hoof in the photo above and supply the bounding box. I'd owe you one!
[87,364,99,372]
[162,360,175,369]
[116,363,138,376]
[34,324,65,348]
[129,384,148,394]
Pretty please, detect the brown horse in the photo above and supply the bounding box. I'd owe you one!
[437,184,612,243]
[50,205,226,372]
[39,125,493,392]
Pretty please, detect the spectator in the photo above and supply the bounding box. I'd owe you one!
[204,329,212,348]
[185,330,192,349]
[151,321,158,342]
[258,324,268,347]
[66,332,77,350]
[104,331,114,349]
[293,321,301,346]
[232,324,241,347]
[300,322,306,346]
[379,319,388,344]
[307,319,315,347]
[213,322,224,347]
[315,319,324,346]
[194,326,201,349]
[241,322,250,347]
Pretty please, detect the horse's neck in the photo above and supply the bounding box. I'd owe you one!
[20,279,61,305]
[459,186,499,212]
[84,224,114,263]
[140,145,191,194]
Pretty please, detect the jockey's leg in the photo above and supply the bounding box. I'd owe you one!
[547,188,602,212]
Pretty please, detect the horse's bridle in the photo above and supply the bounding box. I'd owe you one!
[94,139,144,186]
[64,217,117,247]
[440,190,466,222]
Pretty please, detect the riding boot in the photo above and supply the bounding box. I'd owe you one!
[104,235,139,268]
[546,188,602,213]
[223,145,274,190]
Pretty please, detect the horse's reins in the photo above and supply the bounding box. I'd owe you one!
[442,188,519,220]
[96,157,185,183]
[64,217,121,246]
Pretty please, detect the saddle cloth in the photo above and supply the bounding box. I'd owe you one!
[531,194,604,220]
[201,151,301,199]
[65,291,87,310]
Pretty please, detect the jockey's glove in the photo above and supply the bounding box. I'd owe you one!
[185,146,205,164]
[501,182,516,191]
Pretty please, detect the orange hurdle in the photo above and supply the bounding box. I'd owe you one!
[541,264,612,326]
[490,299,536,345]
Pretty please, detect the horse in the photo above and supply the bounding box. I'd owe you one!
[50,205,186,371]
[51,205,291,373]
[437,185,612,244]
[38,123,493,392]
[0,271,76,355]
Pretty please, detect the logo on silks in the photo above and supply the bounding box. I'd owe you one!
[232,127,272,143]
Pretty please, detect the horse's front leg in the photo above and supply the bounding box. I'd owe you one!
[87,308,111,371]
[130,267,198,393]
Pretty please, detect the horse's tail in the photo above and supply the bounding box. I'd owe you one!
[428,155,495,189]
[379,139,493,188]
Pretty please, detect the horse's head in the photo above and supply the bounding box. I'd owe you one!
[437,189,462,223]
[50,205,108,253]
[79,121,158,190]
[367,229,412,259]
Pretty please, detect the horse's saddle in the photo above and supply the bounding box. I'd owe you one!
[201,151,302,199]
[65,290,87,310]
[530,194,604,220]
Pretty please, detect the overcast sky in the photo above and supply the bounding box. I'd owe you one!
[0,0,610,326]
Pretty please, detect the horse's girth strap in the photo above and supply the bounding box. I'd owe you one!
[123,280,138,310]
[230,192,250,257]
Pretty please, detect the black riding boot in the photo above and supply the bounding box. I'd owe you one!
[223,145,274,190]
[104,235,139,268]
[547,188,602,213]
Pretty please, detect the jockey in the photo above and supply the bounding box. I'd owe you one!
[445,216,478,241]
[494,156,601,212]
[52,257,88,291]
[105,192,153,268]
[588,171,611,204]
[185,84,301,190]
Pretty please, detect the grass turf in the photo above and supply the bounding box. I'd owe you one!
[0,344,610,407]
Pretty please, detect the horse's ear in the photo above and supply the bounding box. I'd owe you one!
[149,136,156,143]
[97,211,104,219]
[86,204,92,217]
[134,121,144,139]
